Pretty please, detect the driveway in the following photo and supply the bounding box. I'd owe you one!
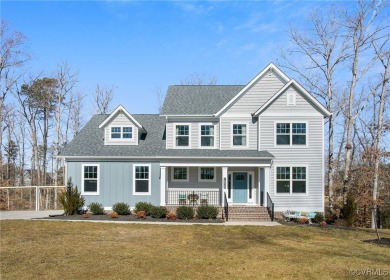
[0,210,64,220]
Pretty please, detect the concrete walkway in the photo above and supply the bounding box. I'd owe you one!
[0,211,281,226]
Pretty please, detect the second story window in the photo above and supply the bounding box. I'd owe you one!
[276,123,306,146]
[200,125,214,147]
[176,125,189,147]
[232,124,247,146]
[111,126,133,139]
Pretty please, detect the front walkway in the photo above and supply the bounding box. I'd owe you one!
[0,211,280,226]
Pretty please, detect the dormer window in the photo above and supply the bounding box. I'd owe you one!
[175,125,190,147]
[110,126,133,139]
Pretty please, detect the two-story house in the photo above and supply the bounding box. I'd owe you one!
[60,63,331,219]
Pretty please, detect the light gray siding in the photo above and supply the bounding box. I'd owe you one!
[104,112,139,145]
[220,117,257,150]
[66,161,161,208]
[225,72,286,114]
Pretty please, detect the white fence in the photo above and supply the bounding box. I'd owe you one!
[0,186,66,211]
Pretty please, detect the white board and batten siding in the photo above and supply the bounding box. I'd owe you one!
[104,112,139,146]
[259,85,325,212]
[166,119,220,149]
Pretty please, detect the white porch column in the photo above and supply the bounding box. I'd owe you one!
[264,167,270,207]
[160,166,167,206]
[258,167,262,206]
[221,166,228,207]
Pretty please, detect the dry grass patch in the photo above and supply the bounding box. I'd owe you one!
[1,220,389,279]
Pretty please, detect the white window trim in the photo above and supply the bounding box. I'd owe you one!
[274,121,309,148]
[230,122,249,149]
[133,164,151,195]
[173,123,192,149]
[274,165,309,196]
[171,167,189,182]
[287,92,296,106]
[109,125,134,141]
[198,167,216,182]
[81,164,100,195]
[199,123,216,149]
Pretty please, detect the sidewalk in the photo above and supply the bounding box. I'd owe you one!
[0,211,281,226]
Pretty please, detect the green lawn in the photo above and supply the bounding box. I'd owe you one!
[1,220,389,279]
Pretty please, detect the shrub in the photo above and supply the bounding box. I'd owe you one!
[82,213,89,219]
[111,211,118,218]
[112,202,130,215]
[319,221,327,227]
[342,192,356,227]
[136,211,146,219]
[297,217,308,224]
[88,202,105,215]
[166,212,176,220]
[59,178,85,215]
[134,202,153,215]
[176,206,194,219]
[150,206,168,218]
[196,205,219,219]
[312,212,325,223]
[380,207,390,229]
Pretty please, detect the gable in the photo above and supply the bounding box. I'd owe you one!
[216,63,290,116]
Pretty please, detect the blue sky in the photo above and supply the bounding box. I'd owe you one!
[3,0,356,115]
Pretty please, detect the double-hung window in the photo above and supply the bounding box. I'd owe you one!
[199,167,215,182]
[134,165,150,195]
[111,126,133,139]
[175,125,189,147]
[200,125,214,147]
[82,164,99,194]
[276,122,306,146]
[276,166,307,194]
[172,167,188,181]
[123,127,132,139]
[232,124,247,146]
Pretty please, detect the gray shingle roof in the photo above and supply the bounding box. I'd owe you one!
[60,114,273,159]
[160,85,244,115]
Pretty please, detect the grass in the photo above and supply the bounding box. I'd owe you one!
[1,221,389,280]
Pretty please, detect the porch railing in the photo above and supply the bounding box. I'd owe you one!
[266,192,274,221]
[166,190,220,206]
[224,193,228,221]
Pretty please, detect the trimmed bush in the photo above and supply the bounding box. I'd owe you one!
[134,202,153,215]
[150,206,168,218]
[112,202,130,215]
[196,205,219,219]
[136,211,146,219]
[312,212,325,223]
[88,202,105,215]
[297,217,308,224]
[319,221,327,227]
[166,212,176,220]
[111,211,118,218]
[176,206,194,219]
[59,178,85,215]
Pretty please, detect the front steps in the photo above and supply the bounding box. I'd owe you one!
[227,206,271,222]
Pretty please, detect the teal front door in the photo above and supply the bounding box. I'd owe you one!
[232,173,248,203]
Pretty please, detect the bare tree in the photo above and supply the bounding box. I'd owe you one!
[92,84,115,114]
[180,72,217,85]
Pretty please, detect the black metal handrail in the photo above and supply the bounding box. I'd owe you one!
[166,190,220,206]
[267,192,274,221]
[224,193,228,221]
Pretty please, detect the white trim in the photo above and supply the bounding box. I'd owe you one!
[167,187,219,192]
[247,171,255,203]
[60,156,274,161]
[162,163,271,167]
[171,167,189,182]
[215,63,290,116]
[99,105,143,129]
[264,167,269,207]
[161,115,215,118]
[273,121,309,148]
[198,167,217,182]
[260,112,322,117]
[173,123,192,149]
[198,123,216,149]
[133,164,151,196]
[108,125,134,141]
[253,80,331,117]
[274,164,309,196]
[228,171,256,205]
[81,164,100,195]
[230,122,249,149]
[321,117,325,212]
[160,166,166,206]
[287,91,296,106]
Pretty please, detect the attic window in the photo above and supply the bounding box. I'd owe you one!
[111,126,133,139]
[287,92,296,106]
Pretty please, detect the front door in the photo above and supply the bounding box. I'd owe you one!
[232,172,248,203]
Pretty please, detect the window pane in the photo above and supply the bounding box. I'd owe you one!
[176,125,189,135]
[277,181,290,193]
[136,166,149,179]
[84,180,97,192]
[233,136,246,146]
[201,136,214,146]
[277,167,290,180]
[201,125,214,136]
[84,166,97,179]
[292,135,306,145]
[135,180,149,193]
[123,127,132,139]
[201,168,214,180]
[292,123,306,133]
[174,168,187,180]
[111,127,121,138]
[176,136,189,146]
[276,123,290,134]
[293,167,306,180]
[277,135,290,145]
[292,181,306,193]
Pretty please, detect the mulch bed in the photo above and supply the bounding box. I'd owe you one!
[40,213,224,223]
[363,238,390,247]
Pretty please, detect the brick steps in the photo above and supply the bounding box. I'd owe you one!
[227,206,271,222]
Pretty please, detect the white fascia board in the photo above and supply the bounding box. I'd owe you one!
[160,115,215,118]
[98,105,144,131]
[160,163,272,167]
[253,80,332,117]
[59,155,274,161]
[215,63,290,117]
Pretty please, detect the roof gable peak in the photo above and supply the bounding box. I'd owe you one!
[98,105,144,130]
